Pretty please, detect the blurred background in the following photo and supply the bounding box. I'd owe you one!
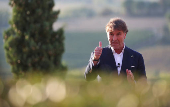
[0,0,170,106]
[1,0,169,79]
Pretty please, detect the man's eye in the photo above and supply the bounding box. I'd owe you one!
[117,33,121,35]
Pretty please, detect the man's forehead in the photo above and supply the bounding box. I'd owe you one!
[108,30,124,33]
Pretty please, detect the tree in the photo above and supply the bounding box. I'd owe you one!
[123,0,134,16]
[3,0,66,77]
[159,12,170,44]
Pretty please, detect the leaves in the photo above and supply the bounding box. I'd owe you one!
[3,0,66,76]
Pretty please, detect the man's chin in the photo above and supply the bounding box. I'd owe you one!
[110,46,119,50]
[110,45,118,48]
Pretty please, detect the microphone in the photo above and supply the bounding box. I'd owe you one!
[117,63,120,68]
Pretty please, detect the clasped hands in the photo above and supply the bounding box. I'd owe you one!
[93,41,135,84]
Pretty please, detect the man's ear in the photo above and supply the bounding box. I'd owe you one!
[124,33,126,39]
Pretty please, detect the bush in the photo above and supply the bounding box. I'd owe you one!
[0,72,170,107]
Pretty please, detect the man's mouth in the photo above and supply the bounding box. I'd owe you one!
[111,42,119,45]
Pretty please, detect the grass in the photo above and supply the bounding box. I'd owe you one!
[0,71,170,107]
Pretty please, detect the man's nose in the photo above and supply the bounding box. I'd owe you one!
[113,35,117,40]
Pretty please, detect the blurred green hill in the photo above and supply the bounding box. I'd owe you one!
[63,30,155,69]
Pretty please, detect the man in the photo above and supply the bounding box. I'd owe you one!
[85,18,147,84]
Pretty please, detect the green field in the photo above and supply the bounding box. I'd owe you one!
[63,30,154,69]
[140,45,170,72]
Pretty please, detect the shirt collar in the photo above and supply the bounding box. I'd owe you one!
[111,43,125,55]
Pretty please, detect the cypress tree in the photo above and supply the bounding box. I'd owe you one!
[3,0,66,76]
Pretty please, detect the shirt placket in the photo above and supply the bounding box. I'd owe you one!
[117,54,121,75]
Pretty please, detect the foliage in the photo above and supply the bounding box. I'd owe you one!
[3,0,66,77]
[161,0,170,11]
[159,12,170,44]
[60,7,96,19]
[99,8,114,16]
[123,0,170,16]
[123,0,134,16]
[0,72,170,107]
[160,25,170,44]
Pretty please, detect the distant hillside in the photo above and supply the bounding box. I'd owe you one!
[139,45,170,72]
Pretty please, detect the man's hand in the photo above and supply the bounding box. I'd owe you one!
[93,41,103,60]
[126,69,135,84]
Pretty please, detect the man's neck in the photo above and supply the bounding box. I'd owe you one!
[114,48,124,54]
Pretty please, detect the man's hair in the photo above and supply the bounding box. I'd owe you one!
[105,18,128,33]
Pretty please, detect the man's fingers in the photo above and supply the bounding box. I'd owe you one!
[126,69,134,76]
[126,69,134,81]
[94,48,102,54]
[93,42,103,60]
[126,69,132,73]
[95,53,102,56]
[99,41,102,47]
[95,48,102,52]
[95,52,102,55]
[94,50,102,53]
[95,46,101,49]
[95,53,102,55]
[126,69,130,74]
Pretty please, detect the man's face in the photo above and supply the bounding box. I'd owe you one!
[107,29,126,50]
